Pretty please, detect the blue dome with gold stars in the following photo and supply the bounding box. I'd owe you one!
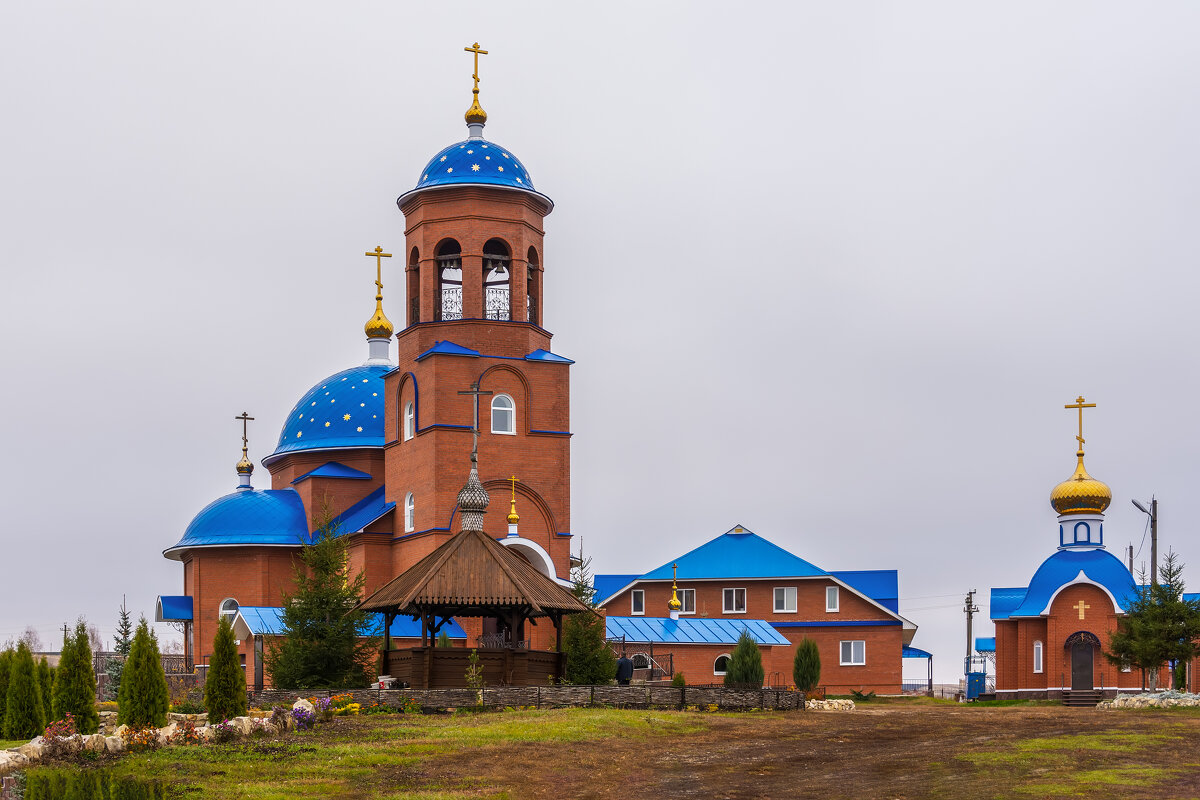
[267,364,390,462]
[403,139,550,205]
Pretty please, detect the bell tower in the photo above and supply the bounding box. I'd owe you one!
[381,47,573,627]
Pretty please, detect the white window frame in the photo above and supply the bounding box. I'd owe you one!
[679,588,695,615]
[491,394,515,435]
[404,492,415,532]
[631,589,645,616]
[723,587,747,614]
[840,640,866,666]
[826,586,839,612]
[219,598,239,623]
[713,654,731,676]
[1033,640,1043,673]
[403,401,414,441]
[774,586,797,613]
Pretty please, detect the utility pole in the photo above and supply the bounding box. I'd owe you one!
[1127,544,1134,574]
[964,590,979,661]
[1132,496,1159,585]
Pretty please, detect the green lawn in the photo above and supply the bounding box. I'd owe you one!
[0,739,27,750]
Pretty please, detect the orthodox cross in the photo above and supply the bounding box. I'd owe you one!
[365,246,391,295]
[235,411,254,451]
[464,42,488,91]
[510,475,519,503]
[1064,395,1096,452]
[457,382,493,464]
[1074,599,1090,620]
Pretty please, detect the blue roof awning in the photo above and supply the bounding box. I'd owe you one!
[156,596,193,622]
[331,486,395,535]
[902,646,933,659]
[525,348,574,364]
[416,340,481,361]
[605,616,790,646]
[974,637,996,653]
[292,462,374,483]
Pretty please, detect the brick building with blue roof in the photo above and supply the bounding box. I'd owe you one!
[987,399,1145,700]
[597,525,918,692]
[156,61,580,688]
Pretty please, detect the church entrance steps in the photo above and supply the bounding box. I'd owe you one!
[1062,690,1104,707]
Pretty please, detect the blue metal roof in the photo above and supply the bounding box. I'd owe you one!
[166,488,307,559]
[902,646,933,659]
[992,548,1137,620]
[292,462,374,483]
[156,596,193,622]
[525,349,574,364]
[641,525,827,581]
[831,570,900,613]
[417,340,481,361]
[409,138,543,197]
[606,616,790,646]
[594,574,639,602]
[235,607,467,639]
[974,637,996,652]
[270,364,390,460]
[379,616,467,639]
[331,486,394,535]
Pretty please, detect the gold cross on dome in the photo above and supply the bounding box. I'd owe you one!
[1074,599,1090,620]
[1064,395,1097,452]
[464,42,488,90]
[510,475,518,502]
[365,246,392,294]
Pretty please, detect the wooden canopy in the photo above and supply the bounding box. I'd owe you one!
[355,528,592,621]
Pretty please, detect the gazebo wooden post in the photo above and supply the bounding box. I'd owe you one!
[420,611,428,647]
[383,612,393,675]
[554,612,562,652]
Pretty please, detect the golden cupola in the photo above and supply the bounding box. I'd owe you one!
[1050,396,1111,516]
[363,247,394,365]
[464,42,488,127]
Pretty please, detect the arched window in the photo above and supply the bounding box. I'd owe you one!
[404,493,415,532]
[526,246,540,324]
[483,239,511,321]
[436,240,462,321]
[407,247,420,326]
[631,653,651,669]
[403,401,414,441]
[714,654,731,676]
[1033,640,1043,673]
[491,394,515,434]
[1074,521,1091,544]
[219,598,239,623]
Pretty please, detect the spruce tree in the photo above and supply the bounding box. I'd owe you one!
[265,514,378,689]
[37,658,53,726]
[118,618,169,729]
[792,638,821,694]
[724,630,765,690]
[0,648,12,734]
[561,556,616,685]
[106,598,135,702]
[4,642,45,740]
[204,616,247,721]
[52,621,99,733]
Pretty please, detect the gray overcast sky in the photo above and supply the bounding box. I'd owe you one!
[2,2,1198,682]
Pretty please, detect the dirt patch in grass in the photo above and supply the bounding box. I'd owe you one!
[97,704,1200,799]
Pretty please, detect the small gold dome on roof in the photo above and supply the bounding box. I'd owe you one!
[236,452,254,476]
[1051,453,1112,515]
[465,92,488,125]
[364,298,394,340]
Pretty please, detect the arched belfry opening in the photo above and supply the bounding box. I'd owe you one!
[483,239,511,321]
[526,246,541,325]
[406,246,420,326]
[435,239,462,321]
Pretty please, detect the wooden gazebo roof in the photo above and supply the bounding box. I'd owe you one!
[355,528,592,619]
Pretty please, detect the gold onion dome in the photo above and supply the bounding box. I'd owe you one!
[236,453,254,475]
[364,296,393,339]
[667,588,682,612]
[1050,453,1112,515]
[507,500,519,526]
[465,92,488,125]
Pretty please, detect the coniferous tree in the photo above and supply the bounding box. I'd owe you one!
[204,616,247,721]
[0,648,12,734]
[265,514,377,689]
[561,556,616,685]
[4,642,45,740]
[37,658,53,726]
[1105,550,1200,691]
[792,638,821,694]
[52,621,99,733]
[724,630,765,690]
[105,598,135,702]
[118,619,169,728]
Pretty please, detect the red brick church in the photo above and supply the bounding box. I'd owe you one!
[158,48,574,686]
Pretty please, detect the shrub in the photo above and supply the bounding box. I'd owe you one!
[329,692,355,710]
[118,618,169,729]
[0,648,12,733]
[671,672,686,688]
[171,699,205,715]
[23,769,165,800]
[723,631,765,690]
[292,707,316,731]
[52,620,99,734]
[4,642,46,740]
[792,638,821,694]
[204,616,247,722]
[36,658,53,728]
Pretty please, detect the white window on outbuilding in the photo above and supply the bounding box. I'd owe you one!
[404,492,415,532]
[840,640,866,666]
[714,654,731,676]
[631,589,645,616]
[403,401,415,441]
[723,588,747,613]
[219,598,239,623]
[774,586,797,613]
[826,586,839,612]
[679,588,695,614]
[1033,640,1043,673]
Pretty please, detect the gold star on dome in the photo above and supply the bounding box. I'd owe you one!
[324,422,331,427]
[516,177,522,183]
[497,166,504,172]
[343,414,351,421]
[297,431,303,438]
[440,156,447,162]
[471,164,480,172]
[467,149,474,154]
[357,426,363,432]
